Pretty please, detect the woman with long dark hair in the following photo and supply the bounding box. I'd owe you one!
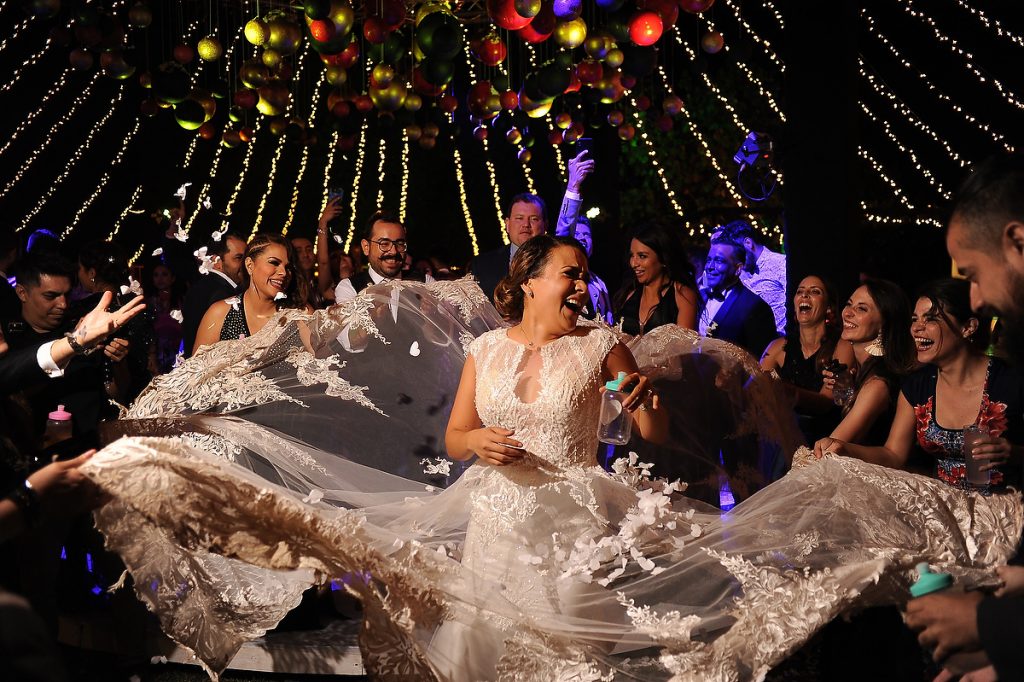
[613,223,699,335]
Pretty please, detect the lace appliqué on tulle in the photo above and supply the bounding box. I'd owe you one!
[285,348,384,415]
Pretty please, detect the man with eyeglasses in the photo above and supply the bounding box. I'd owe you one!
[334,210,432,304]
[470,193,548,304]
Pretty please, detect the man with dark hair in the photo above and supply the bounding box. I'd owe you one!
[470,193,547,304]
[334,210,429,303]
[718,220,787,335]
[906,151,1024,682]
[180,231,246,359]
[699,238,778,359]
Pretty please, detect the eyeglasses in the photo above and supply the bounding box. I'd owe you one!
[368,238,408,253]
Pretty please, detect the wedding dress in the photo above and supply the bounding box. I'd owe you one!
[83,278,1023,681]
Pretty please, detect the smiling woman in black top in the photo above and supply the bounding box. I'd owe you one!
[613,223,698,335]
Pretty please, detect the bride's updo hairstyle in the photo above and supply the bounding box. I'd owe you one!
[494,234,586,321]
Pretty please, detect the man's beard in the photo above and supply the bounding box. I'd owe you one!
[996,270,1024,367]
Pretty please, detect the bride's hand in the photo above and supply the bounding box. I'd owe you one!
[813,437,846,460]
[467,427,525,466]
[603,372,653,413]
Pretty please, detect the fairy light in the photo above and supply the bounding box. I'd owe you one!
[343,118,370,252]
[0,13,38,56]
[318,131,341,222]
[0,67,80,160]
[107,184,143,241]
[949,0,1024,50]
[127,242,146,267]
[0,72,105,200]
[627,91,689,229]
[65,117,143,237]
[859,100,950,200]
[1,37,53,95]
[452,145,480,256]
[399,135,410,224]
[860,64,968,168]
[373,136,388,209]
[902,0,1024,112]
[761,0,785,30]
[862,11,1011,151]
[463,50,506,240]
[284,67,328,234]
[19,85,127,230]
[858,147,915,211]
[722,0,785,73]
[862,209,942,229]
[220,115,266,230]
[701,17,786,123]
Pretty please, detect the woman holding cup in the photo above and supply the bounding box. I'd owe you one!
[815,279,1023,492]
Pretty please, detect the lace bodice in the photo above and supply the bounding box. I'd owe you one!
[469,323,619,472]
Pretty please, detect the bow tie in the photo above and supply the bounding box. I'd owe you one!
[704,288,726,302]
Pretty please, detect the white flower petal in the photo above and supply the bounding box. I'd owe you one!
[274,292,287,301]
[151,248,163,256]
[409,341,420,357]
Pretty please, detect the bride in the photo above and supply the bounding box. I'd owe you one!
[83,235,1022,681]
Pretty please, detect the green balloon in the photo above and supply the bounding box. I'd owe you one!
[416,12,463,60]
[174,99,206,130]
[304,0,331,20]
[420,57,454,85]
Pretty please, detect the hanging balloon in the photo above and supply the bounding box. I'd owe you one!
[308,19,335,42]
[193,90,217,119]
[257,81,291,116]
[197,35,223,61]
[152,61,190,103]
[629,11,662,46]
[369,81,408,112]
[69,48,93,70]
[680,0,716,13]
[234,88,258,109]
[100,50,135,79]
[262,48,283,69]
[404,93,423,111]
[372,63,395,86]
[228,105,244,122]
[415,2,446,25]
[368,33,407,64]
[412,66,445,96]
[655,114,674,132]
[506,128,523,144]
[325,65,347,85]
[517,148,532,163]
[487,0,533,30]
[423,122,440,137]
[363,16,387,44]
[328,2,355,35]
[336,40,360,68]
[244,18,269,46]
[518,1,556,43]
[554,113,572,129]
[440,94,459,113]
[405,123,423,141]
[537,63,571,98]
[473,125,489,141]
[584,35,611,60]
[379,0,407,30]
[620,44,658,77]
[701,30,724,53]
[605,48,624,68]
[596,69,625,103]
[617,123,635,140]
[565,70,581,93]
[312,30,352,56]
[642,0,678,27]
[662,94,683,116]
[635,94,651,110]
[553,18,587,49]
[173,43,194,64]
[222,129,242,147]
[128,2,152,28]
[138,71,152,88]
[419,58,454,86]
[419,136,437,150]
[595,0,624,10]
[268,17,303,54]
[471,32,507,66]
[607,110,624,126]
[575,58,602,84]
[562,125,581,143]
[500,90,519,110]
[416,11,463,60]
[552,0,582,20]
[239,58,270,89]
[304,0,331,20]
[174,99,206,130]
[195,121,216,140]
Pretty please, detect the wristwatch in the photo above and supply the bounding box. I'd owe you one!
[64,330,99,355]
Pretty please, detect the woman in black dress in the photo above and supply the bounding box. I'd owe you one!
[613,223,698,335]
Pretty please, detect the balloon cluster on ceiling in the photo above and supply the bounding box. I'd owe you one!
[37,0,724,154]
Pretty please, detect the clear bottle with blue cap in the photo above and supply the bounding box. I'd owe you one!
[598,371,633,445]
[910,562,953,598]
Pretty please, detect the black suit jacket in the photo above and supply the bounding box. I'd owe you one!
[470,245,512,304]
[181,272,239,358]
[0,343,48,394]
[707,284,778,359]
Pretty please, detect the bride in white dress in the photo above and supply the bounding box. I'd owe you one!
[82,236,1022,681]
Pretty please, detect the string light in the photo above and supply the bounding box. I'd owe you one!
[452,145,480,256]
[107,183,143,241]
[858,147,915,211]
[182,25,241,170]
[318,130,340,223]
[1,37,53,94]
[64,116,143,238]
[901,0,1024,112]
[722,0,785,73]
[859,100,950,200]
[399,134,410,224]
[861,11,1011,151]
[760,0,785,30]
[462,50,505,241]
[626,91,689,229]
[343,118,369,252]
[220,115,266,230]
[859,63,968,168]
[949,0,1024,50]
[19,85,126,230]
[0,67,80,160]
[701,17,786,123]
[0,13,38,56]
[283,67,328,234]
[127,241,146,267]
[862,209,942,228]
[374,135,388,209]
[0,72,104,200]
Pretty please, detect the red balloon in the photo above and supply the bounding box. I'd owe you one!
[517,0,555,42]
[487,0,533,30]
[412,66,445,97]
[354,93,374,112]
[173,44,195,64]
[440,94,459,113]
[500,90,519,109]
[472,33,507,66]
[635,94,651,110]
[331,100,352,118]
[338,41,360,68]
[337,134,357,151]
[309,19,335,42]
[233,88,258,109]
[564,70,581,93]
[575,59,602,84]
[655,114,674,132]
[198,121,216,139]
[629,11,663,46]
[620,73,637,89]
[642,0,678,27]
[548,129,563,144]
[363,17,387,44]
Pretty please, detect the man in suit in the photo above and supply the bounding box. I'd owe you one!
[698,238,778,359]
[334,210,428,304]
[906,152,1024,681]
[470,193,547,304]
[181,231,245,358]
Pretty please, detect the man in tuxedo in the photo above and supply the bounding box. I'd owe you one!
[906,152,1024,681]
[181,231,245,358]
[470,193,547,304]
[334,210,428,303]
[698,239,778,359]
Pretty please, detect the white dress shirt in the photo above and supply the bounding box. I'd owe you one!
[334,267,434,351]
[740,247,787,334]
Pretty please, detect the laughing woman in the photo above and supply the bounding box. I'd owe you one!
[193,233,311,353]
[816,278,1023,490]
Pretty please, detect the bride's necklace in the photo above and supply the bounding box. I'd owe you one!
[518,324,536,349]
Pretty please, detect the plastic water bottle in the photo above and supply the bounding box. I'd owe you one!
[909,562,952,598]
[43,404,73,448]
[598,371,633,445]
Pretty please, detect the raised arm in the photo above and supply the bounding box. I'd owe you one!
[555,151,593,237]
[316,198,342,300]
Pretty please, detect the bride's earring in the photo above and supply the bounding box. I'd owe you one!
[527,287,535,298]
[864,333,884,357]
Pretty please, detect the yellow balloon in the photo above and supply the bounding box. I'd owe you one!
[257,82,291,116]
[244,18,268,46]
[329,3,355,35]
[369,81,408,112]
[372,64,395,86]
[404,93,423,111]
[262,48,282,69]
[325,65,347,85]
[415,2,446,25]
[197,35,222,61]
[554,18,587,49]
